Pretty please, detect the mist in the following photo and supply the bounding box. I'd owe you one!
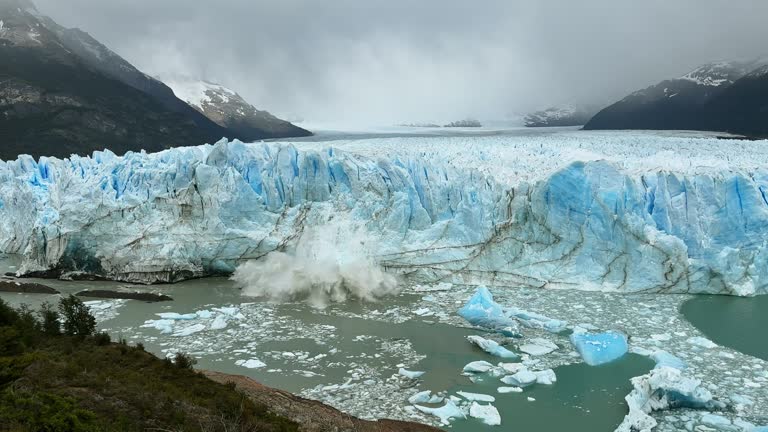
[35,0,768,125]
[231,218,399,308]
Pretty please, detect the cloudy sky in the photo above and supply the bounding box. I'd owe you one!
[35,0,768,125]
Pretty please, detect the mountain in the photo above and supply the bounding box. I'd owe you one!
[0,0,308,162]
[524,105,596,127]
[160,76,310,140]
[584,58,768,135]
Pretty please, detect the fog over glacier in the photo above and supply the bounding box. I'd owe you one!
[35,0,768,124]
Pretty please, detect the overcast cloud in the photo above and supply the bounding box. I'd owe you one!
[34,0,768,125]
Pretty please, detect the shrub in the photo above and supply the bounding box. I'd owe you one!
[0,298,19,327]
[0,327,23,357]
[93,332,111,346]
[59,295,96,337]
[172,352,197,370]
[135,342,145,352]
[39,302,61,336]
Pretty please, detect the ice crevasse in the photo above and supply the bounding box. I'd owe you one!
[1,137,768,295]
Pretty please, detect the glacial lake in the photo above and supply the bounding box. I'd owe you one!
[681,294,768,361]
[0,254,653,431]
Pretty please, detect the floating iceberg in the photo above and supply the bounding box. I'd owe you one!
[235,358,266,369]
[570,331,628,366]
[615,366,724,432]
[469,402,501,426]
[408,391,443,405]
[457,391,495,402]
[398,368,425,379]
[2,135,768,295]
[519,338,559,356]
[463,360,495,373]
[466,335,518,359]
[413,400,465,425]
[458,287,518,333]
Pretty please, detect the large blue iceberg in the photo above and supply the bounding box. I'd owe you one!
[570,331,628,366]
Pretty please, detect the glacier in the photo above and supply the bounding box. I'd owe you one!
[2,132,768,295]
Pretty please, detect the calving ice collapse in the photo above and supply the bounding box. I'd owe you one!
[2,133,768,295]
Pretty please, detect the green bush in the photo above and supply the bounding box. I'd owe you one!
[59,295,96,337]
[172,352,197,370]
[93,332,111,346]
[39,302,61,336]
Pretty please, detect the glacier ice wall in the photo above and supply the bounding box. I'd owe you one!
[1,137,767,295]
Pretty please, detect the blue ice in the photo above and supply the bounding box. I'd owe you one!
[570,331,628,366]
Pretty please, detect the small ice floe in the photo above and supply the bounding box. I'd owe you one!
[157,312,198,320]
[235,358,266,369]
[534,369,557,385]
[615,366,724,432]
[399,368,425,379]
[142,318,175,334]
[408,390,443,405]
[527,397,536,402]
[469,402,501,426]
[570,330,628,366]
[519,338,558,356]
[687,336,718,349]
[456,391,495,402]
[651,350,687,370]
[501,370,537,387]
[210,314,228,330]
[413,307,434,317]
[497,386,522,393]
[458,287,519,334]
[467,335,518,359]
[413,400,465,425]
[172,323,206,337]
[463,360,495,374]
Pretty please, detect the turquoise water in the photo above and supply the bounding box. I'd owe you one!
[681,294,768,361]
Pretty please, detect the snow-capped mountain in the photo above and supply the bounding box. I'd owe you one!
[161,77,310,140]
[585,58,768,135]
[0,0,309,161]
[0,0,233,160]
[523,105,596,127]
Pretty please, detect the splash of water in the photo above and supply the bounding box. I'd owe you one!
[231,219,399,307]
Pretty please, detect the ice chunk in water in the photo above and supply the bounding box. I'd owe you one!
[570,331,628,366]
[414,400,465,425]
[501,370,537,387]
[157,312,198,320]
[210,315,228,330]
[172,323,206,337]
[616,366,723,432]
[463,360,495,373]
[651,350,687,370]
[519,338,558,356]
[235,359,266,369]
[497,386,523,393]
[399,368,425,379]
[467,335,518,359]
[408,391,443,405]
[469,402,501,426]
[458,287,518,334]
[534,369,557,385]
[687,336,717,348]
[457,391,495,402]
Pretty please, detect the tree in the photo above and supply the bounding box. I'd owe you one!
[39,302,60,336]
[58,295,96,337]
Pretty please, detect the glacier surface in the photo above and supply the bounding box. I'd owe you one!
[2,132,768,295]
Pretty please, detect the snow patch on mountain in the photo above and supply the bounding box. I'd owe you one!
[163,78,236,110]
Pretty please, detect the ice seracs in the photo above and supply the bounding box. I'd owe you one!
[3,133,768,296]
